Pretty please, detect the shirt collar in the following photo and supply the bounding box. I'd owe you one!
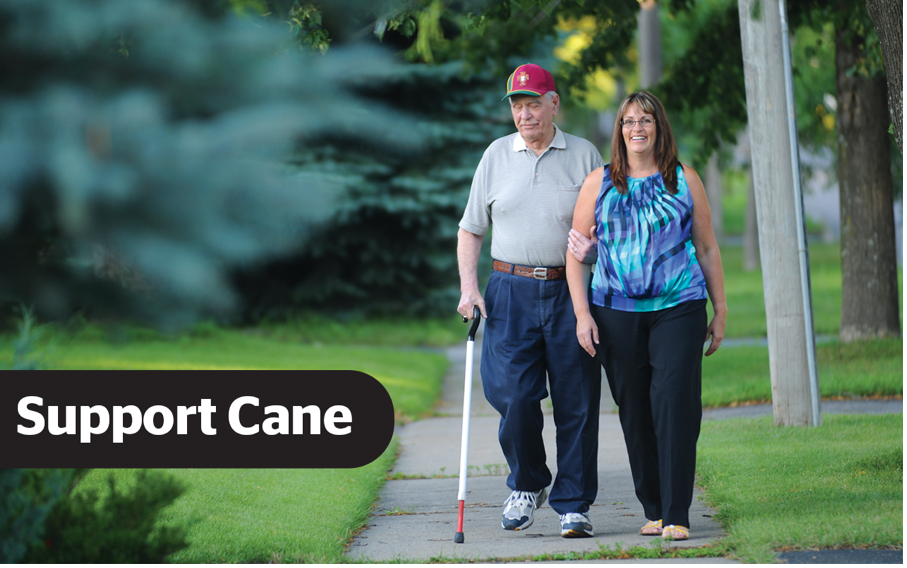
[512,124,565,152]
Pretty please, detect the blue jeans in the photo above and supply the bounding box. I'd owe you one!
[481,268,601,515]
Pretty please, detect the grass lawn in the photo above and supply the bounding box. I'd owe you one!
[720,168,826,240]
[15,320,451,563]
[715,243,902,338]
[75,448,398,563]
[6,325,448,422]
[702,337,903,407]
[252,314,466,347]
[697,414,903,563]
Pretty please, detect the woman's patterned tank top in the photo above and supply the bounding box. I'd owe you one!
[590,164,707,312]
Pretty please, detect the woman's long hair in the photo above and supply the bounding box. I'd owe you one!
[609,91,680,195]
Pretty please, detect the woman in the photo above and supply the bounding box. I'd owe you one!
[566,91,727,541]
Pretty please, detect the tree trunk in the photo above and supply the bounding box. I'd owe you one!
[836,27,901,341]
[705,151,724,244]
[744,167,760,271]
[738,0,819,426]
[865,0,902,154]
[638,0,662,89]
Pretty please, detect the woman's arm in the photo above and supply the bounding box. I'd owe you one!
[567,167,604,357]
[684,164,727,356]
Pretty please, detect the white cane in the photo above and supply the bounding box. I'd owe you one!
[454,306,481,543]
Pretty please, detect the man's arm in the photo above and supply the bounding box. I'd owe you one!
[457,228,487,320]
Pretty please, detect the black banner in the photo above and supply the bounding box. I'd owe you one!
[1,370,395,468]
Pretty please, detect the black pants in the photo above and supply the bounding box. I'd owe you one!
[592,299,707,528]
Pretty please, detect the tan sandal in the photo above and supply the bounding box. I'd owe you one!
[639,519,662,535]
[662,524,689,540]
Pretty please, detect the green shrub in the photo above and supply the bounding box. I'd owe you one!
[26,469,189,563]
[0,469,75,563]
[1,307,52,370]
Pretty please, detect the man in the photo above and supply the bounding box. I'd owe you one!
[456,63,602,538]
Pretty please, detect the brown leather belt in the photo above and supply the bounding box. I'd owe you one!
[493,260,566,281]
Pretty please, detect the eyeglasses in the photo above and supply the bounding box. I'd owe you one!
[621,118,655,128]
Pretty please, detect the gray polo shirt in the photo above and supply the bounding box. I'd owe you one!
[459,126,604,267]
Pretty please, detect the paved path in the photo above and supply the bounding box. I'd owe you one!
[348,330,726,563]
[345,331,902,563]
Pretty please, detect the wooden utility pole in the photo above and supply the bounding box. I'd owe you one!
[738,0,820,426]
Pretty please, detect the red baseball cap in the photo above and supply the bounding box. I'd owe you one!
[502,63,556,100]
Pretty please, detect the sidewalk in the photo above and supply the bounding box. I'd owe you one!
[346,329,732,563]
[346,331,903,564]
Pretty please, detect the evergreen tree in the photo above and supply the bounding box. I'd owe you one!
[0,0,415,327]
[232,3,554,318]
[234,61,514,318]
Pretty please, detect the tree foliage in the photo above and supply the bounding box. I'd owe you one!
[655,1,748,167]
[232,1,568,318]
[0,0,420,327]
[383,0,641,93]
[647,0,887,166]
[374,0,847,163]
[234,64,514,318]
[2,0,897,323]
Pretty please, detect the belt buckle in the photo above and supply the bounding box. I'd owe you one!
[533,267,548,280]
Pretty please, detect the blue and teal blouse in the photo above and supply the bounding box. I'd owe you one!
[591,164,707,312]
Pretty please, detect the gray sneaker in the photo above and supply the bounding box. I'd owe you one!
[559,512,593,538]
[501,487,548,530]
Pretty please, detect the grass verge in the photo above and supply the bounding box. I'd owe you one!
[715,243,903,338]
[5,319,451,563]
[531,541,725,562]
[76,438,398,563]
[697,414,903,563]
[701,337,902,407]
[4,326,448,422]
[250,314,467,347]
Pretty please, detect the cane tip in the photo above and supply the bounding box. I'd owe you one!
[454,532,464,543]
